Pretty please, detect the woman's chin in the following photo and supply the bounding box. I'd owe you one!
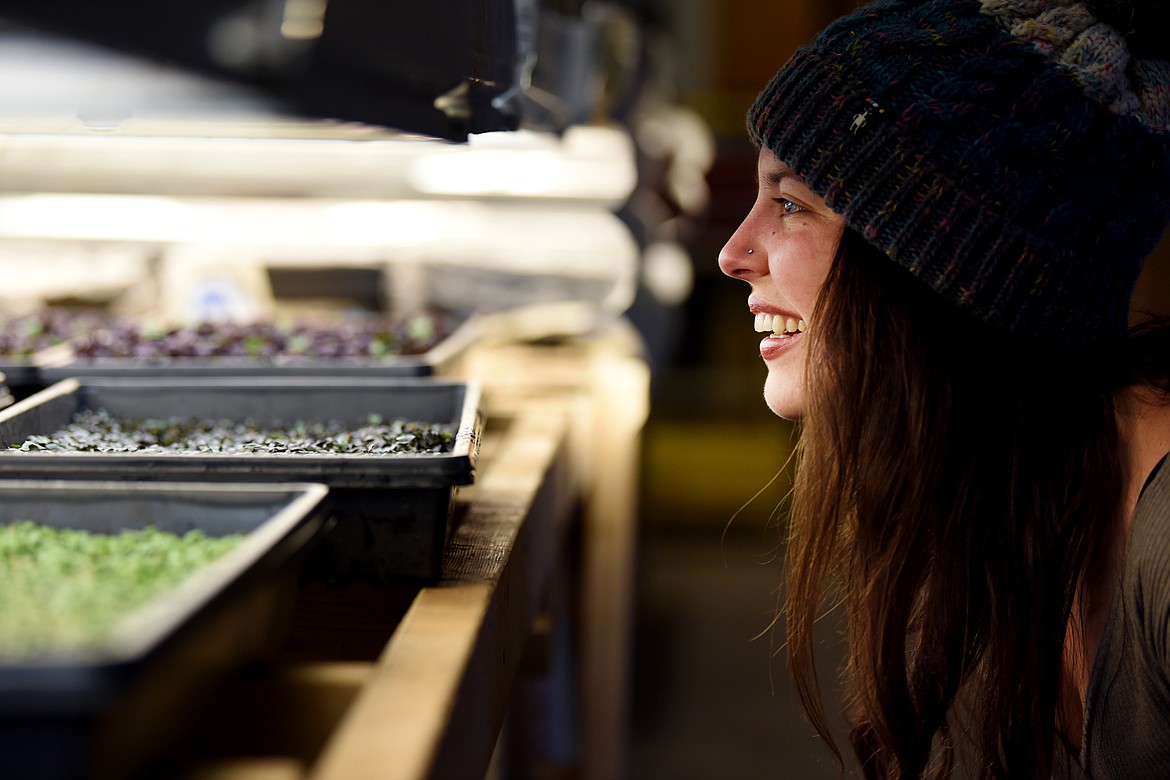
[763,373,805,420]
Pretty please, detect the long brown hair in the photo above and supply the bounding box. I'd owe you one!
[784,228,1149,777]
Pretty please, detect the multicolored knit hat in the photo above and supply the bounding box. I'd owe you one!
[749,0,1170,346]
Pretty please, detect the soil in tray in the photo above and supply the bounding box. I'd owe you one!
[10,410,456,455]
[0,522,244,658]
[68,309,457,361]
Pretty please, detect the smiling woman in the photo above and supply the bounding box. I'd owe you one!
[719,0,1170,778]
[718,151,843,419]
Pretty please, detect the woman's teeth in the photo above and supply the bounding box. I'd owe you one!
[754,312,806,336]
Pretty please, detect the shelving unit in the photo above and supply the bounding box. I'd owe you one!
[151,322,649,780]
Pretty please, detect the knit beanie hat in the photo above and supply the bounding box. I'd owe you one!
[748,0,1170,347]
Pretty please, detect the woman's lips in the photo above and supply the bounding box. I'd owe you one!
[759,330,803,360]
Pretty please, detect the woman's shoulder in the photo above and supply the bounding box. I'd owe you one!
[1122,451,1170,655]
[1081,450,1170,776]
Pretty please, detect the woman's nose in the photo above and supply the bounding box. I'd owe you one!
[718,221,763,279]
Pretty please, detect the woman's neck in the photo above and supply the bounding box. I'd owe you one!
[1118,387,1170,524]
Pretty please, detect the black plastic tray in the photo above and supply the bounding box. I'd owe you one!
[0,376,482,582]
[0,479,331,780]
[35,311,485,382]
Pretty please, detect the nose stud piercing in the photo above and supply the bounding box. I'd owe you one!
[747,248,754,254]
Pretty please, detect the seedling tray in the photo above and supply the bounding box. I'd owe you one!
[2,308,127,398]
[0,479,330,780]
[0,376,482,582]
[0,358,38,387]
[36,311,484,381]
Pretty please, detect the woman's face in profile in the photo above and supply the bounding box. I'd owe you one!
[718,148,844,419]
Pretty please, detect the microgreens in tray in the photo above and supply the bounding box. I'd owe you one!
[11,409,455,455]
[0,522,245,656]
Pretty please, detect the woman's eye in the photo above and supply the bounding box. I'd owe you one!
[774,198,804,215]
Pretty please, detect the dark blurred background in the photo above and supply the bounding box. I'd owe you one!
[628,1,1170,778]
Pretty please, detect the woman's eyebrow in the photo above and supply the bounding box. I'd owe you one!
[762,168,800,189]
[758,166,796,189]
